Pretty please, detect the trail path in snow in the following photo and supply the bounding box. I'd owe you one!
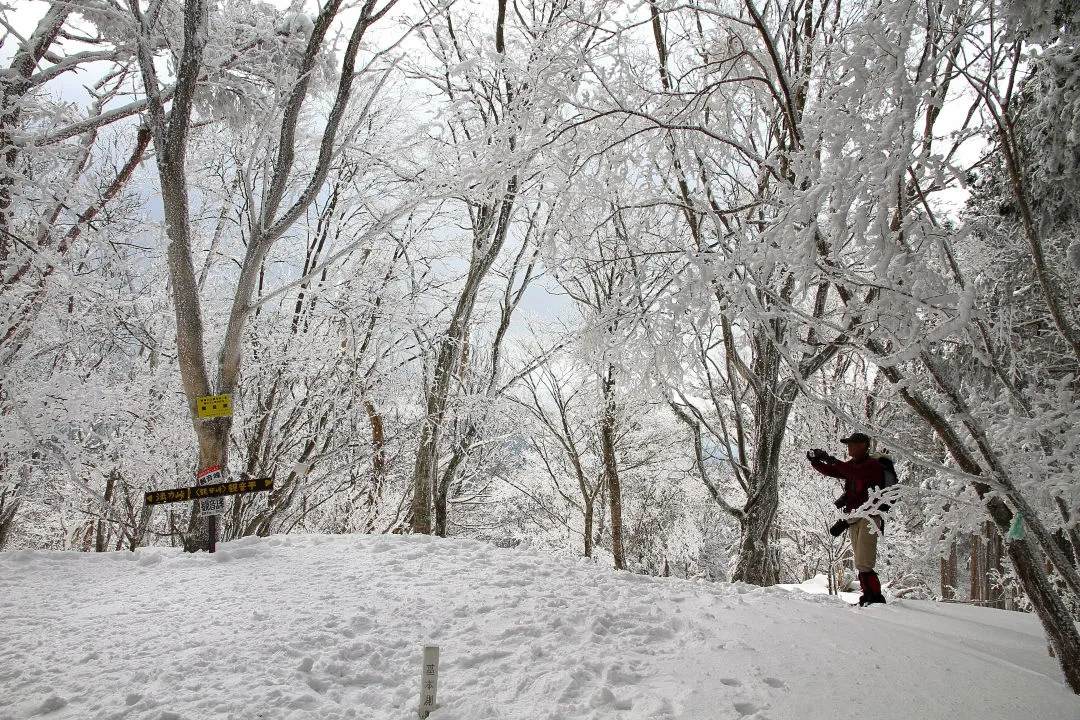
[0,534,1076,720]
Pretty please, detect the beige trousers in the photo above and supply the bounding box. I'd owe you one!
[848,517,882,572]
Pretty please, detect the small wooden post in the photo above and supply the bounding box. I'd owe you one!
[418,645,440,719]
[208,515,218,554]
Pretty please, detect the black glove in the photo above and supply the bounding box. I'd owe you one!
[806,448,837,464]
[833,495,847,509]
[829,519,851,537]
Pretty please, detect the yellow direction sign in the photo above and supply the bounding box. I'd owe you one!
[196,394,233,419]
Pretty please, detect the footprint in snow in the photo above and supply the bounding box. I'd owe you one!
[719,678,742,687]
[733,701,761,716]
[762,677,786,689]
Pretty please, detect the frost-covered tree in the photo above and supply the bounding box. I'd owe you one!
[727,0,1080,690]
[404,0,595,534]
[129,0,405,549]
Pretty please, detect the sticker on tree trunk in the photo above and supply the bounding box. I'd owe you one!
[197,466,226,516]
[196,394,233,419]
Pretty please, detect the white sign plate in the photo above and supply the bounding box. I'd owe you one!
[197,466,226,516]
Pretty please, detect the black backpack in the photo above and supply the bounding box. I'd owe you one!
[872,454,900,512]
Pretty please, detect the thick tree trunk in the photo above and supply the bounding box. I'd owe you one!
[0,492,20,550]
[1006,531,1080,692]
[731,492,780,585]
[731,340,796,586]
[0,457,24,551]
[129,503,153,551]
[133,0,218,550]
[411,400,444,535]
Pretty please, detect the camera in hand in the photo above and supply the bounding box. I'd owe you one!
[829,519,850,537]
[806,448,838,464]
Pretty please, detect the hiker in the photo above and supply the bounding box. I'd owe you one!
[806,432,887,606]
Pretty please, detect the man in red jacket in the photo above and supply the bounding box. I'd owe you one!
[808,432,887,606]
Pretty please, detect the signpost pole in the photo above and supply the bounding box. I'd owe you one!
[418,645,440,719]
[192,395,233,555]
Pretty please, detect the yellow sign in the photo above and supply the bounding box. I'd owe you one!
[196,394,232,419]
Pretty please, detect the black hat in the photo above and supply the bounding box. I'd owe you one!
[840,432,871,444]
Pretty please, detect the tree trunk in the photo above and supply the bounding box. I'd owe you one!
[361,400,385,534]
[730,340,795,586]
[599,364,624,570]
[941,540,957,600]
[970,533,983,602]
[433,480,449,538]
[732,495,781,585]
[411,410,441,535]
[583,498,594,558]
[129,503,153,551]
[0,493,20,550]
[410,183,517,534]
[1007,531,1080,692]
[879,359,1080,692]
[987,522,1004,608]
[0,460,24,551]
[94,469,118,552]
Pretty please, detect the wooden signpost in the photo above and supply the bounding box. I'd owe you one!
[197,466,225,551]
[418,645,440,719]
[143,476,273,506]
[144,473,272,553]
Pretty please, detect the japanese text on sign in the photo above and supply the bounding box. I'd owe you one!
[197,466,226,515]
[418,645,440,719]
[144,476,274,506]
[196,394,233,419]
[144,476,273,507]
[144,488,192,505]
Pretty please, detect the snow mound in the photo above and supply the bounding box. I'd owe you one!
[0,534,1075,720]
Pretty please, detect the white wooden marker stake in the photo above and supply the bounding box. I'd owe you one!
[418,644,440,719]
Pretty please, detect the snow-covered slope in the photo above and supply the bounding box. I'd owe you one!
[1,535,1076,720]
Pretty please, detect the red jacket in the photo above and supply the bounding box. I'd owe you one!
[812,456,884,512]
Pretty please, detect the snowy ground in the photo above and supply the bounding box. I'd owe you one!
[1,534,1076,720]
